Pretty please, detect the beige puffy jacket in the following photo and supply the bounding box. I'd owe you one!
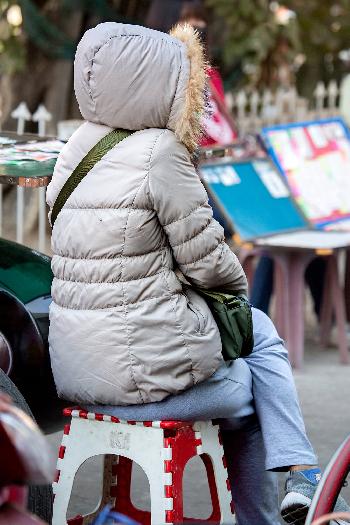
[46,22,248,405]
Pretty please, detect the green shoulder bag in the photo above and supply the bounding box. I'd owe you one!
[197,289,254,361]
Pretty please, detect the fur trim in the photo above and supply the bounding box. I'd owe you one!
[170,23,207,153]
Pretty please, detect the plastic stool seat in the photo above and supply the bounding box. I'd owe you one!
[52,407,235,525]
[63,407,194,430]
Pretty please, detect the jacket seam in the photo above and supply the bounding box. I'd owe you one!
[121,282,144,404]
[53,247,168,261]
[160,270,196,386]
[180,240,225,267]
[121,130,166,231]
[171,217,213,249]
[120,213,143,403]
[167,50,183,128]
[53,269,168,285]
[89,36,143,104]
[58,206,152,212]
[52,291,181,310]
[163,199,208,228]
[120,130,166,252]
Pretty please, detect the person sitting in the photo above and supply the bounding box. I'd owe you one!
[46,22,349,524]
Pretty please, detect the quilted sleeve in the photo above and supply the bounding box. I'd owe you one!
[147,131,248,295]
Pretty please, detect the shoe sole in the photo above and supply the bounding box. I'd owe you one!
[281,503,309,524]
[281,504,349,525]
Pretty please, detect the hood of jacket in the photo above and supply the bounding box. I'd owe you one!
[74,22,206,152]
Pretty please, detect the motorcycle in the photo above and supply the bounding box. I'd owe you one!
[0,392,55,524]
[0,237,67,432]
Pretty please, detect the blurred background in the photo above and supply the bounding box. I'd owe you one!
[1,0,350,134]
[1,3,350,521]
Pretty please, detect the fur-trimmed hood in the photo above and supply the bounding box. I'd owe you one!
[74,22,206,152]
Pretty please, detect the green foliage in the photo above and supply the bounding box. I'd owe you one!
[206,0,350,91]
[0,0,25,74]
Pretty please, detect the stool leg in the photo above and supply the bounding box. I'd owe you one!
[145,426,199,524]
[53,453,83,525]
[53,421,116,525]
[52,428,79,525]
[196,422,234,524]
[201,454,221,522]
[143,453,173,525]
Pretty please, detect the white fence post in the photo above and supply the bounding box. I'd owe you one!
[32,104,52,137]
[327,80,339,117]
[235,90,248,134]
[232,80,341,134]
[314,82,327,119]
[11,103,31,245]
[249,90,260,131]
[261,89,275,126]
[11,102,31,135]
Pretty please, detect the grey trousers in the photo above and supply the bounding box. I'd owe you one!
[86,308,317,525]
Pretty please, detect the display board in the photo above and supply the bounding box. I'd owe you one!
[261,118,350,230]
[199,158,308,241]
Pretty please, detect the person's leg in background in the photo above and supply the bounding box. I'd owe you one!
[250,256,274,314]
[250,256,326,318]
[305,257,326,319]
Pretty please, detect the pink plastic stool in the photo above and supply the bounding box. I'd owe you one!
[52,408,235,525]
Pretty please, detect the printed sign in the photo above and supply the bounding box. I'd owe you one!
[200,159,308,241]
[262,118,350,229]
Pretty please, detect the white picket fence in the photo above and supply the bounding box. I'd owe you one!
[226,80,341,135]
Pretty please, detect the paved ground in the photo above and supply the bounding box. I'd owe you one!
[47,322,350,522]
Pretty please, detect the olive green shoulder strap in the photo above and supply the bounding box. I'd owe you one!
[51,129,132,227]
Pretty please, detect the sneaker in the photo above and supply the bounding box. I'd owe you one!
[281,469,350,524]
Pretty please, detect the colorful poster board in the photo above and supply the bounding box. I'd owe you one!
[261,118,350,230]
[199,158,308,241]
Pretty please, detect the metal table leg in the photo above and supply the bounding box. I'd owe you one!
[38,186,47,252]
[16,186,24,244]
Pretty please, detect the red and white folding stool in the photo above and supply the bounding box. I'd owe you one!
[52,408,235,525]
